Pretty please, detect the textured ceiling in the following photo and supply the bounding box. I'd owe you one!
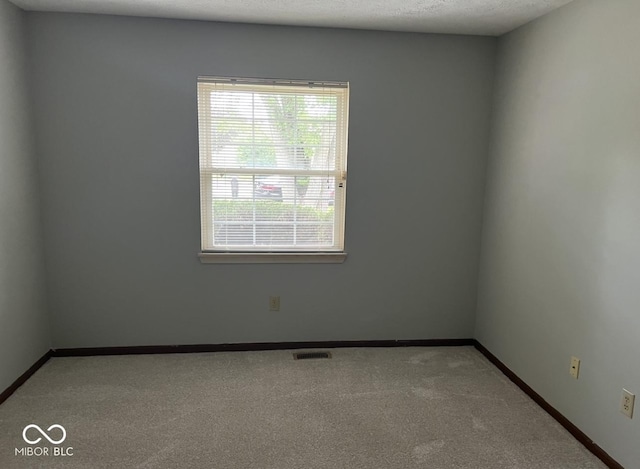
[10,0,575,36]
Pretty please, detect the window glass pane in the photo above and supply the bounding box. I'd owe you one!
[207,92,339,171]
[296,224,334,246]
[255,224,294,246]
[213,223,253,246]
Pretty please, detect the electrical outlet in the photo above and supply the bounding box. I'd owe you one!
[569,356,580,379]
[620,389,635,419]
[269,296,280,311]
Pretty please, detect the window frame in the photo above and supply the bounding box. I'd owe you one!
[196,76,349,263]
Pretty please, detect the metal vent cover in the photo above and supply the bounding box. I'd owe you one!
[293,351,332,360]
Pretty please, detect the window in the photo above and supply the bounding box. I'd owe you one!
[197,77,349,262]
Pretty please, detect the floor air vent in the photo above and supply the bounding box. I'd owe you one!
[293,351,332,360]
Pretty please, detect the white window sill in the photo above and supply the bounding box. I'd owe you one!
[198,252,347,264]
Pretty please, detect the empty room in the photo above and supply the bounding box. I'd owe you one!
[0,0,638,467]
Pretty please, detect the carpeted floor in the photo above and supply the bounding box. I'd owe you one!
[0,346,606,468]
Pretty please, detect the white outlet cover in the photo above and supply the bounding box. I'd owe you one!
[621,389,635,419]
[569,356,580,379]
[269,296,280,311]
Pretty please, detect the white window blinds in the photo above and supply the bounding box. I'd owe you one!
[197,77,349,252]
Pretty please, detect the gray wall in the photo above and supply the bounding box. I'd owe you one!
[0,0,50,391]
[28,13,496,348]
[476,0,640,466]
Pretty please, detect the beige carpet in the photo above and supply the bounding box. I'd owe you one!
[0,346,606,468]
